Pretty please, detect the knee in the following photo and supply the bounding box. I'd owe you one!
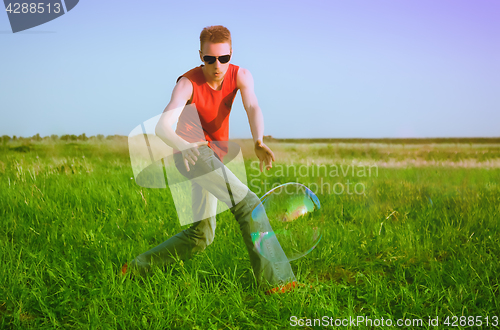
[189,219,216,252]
[231,190,260,217]
[246,191,261,208]
[192,234,213,253]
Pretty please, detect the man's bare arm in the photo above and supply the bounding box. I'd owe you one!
[238,68,264,144]
[155,77,207,171]
[237,68,275,171]
[155,77,193,150]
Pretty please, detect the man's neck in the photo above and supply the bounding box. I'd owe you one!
[201,66,224,91]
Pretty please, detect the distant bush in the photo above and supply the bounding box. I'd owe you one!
[11,145,32,152]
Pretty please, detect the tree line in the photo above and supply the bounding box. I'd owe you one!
[1,134,128,144]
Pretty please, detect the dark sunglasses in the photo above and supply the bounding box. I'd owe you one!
[202,54,231,64]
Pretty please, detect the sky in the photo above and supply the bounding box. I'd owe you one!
[1,0,499,139]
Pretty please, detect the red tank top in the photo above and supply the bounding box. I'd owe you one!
[175,64,240,161]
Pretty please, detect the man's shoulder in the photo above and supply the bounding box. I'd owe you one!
[236,66,253,89]
[177,66,204,84]
[233,64,247,75]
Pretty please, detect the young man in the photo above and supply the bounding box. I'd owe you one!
[124,25,298,294]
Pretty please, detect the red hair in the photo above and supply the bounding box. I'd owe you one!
[200,25,232,50]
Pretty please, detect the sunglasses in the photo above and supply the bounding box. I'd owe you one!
[202,54,231,64]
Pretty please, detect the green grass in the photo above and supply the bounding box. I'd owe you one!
[1,139,499,329]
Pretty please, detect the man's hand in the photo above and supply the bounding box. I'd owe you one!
[255,140,275,172]
[181,141,209,172]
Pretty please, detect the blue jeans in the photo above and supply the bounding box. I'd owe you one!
[129,145,296,289]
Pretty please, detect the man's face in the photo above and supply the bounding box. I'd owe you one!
[199,42,232,82]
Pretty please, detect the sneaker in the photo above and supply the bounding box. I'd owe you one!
[266,281,305,295]
[120,263,128,276]
[265,281,311,295]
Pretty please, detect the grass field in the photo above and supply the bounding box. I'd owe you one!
[1,137,499,329]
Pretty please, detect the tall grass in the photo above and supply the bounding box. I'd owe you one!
[0,139,499,329]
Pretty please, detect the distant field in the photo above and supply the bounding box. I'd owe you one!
[1,138,499,329]
[235,138,500,169]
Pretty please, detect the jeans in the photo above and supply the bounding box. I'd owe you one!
[129,145,296,289]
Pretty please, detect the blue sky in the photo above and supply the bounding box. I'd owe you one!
[1,0,499,138]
